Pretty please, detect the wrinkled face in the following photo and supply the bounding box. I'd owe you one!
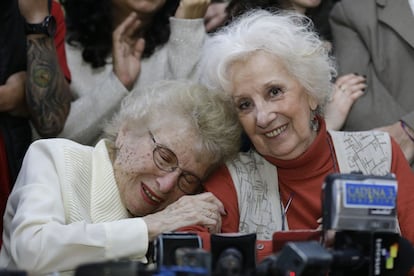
[229,51,318,160]
[113,125,211,217]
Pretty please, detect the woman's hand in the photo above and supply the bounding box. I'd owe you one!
[204,2,229,32]
[112,12,146,90]
[175,0,211,19]
[143,192,226,241]
[325,73,366,130]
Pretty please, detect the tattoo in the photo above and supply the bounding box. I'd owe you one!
[33,67,52,88]
[26,36,71,137]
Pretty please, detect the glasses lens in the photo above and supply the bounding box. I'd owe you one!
[178,173,202,194]
[153,146,177,172]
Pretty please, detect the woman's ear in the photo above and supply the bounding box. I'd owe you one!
[307,95,319,111]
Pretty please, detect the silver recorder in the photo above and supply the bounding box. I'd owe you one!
[322,173,398,233]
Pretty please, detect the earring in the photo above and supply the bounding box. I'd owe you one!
[310,109,319,132]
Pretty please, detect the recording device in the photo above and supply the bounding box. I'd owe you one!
[256,173,414,276]
[154,232,202,267]
[155,232,210,275]
[322,173,398,233]
[210,233,256,276]
[322,173,406,275]
[256,240,332,276]
[272,229,321,253]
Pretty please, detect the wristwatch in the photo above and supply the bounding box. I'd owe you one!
[25,15,56,37]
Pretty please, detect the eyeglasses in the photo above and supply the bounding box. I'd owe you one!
[149,130,203,195]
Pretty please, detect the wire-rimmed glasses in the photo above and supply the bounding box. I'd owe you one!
[149,130,202,195]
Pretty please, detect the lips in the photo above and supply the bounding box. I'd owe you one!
[141,183,162,206]
[264,124,288,138]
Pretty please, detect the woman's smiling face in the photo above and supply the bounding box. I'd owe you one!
[113,125,211,217]
[229,50,318,160]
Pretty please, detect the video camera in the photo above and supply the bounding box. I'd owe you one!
[324,173,406,275]
[322,172,398,233]
[257,173,414,276]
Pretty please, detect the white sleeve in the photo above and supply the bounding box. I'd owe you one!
[164,17,207,80]
[1,140,148,274]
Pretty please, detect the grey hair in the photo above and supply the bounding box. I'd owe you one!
[103,80,242,171]
[200,9,337,114]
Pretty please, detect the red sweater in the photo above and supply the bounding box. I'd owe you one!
[180,121,414,264]
[51,0,71,82]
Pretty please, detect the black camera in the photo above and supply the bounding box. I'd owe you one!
[154,232,202,267]
[154,232,211,275]
[256,240,332,276]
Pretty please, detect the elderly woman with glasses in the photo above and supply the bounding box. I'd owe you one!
[0,80,242,274]
[180,10,414,263]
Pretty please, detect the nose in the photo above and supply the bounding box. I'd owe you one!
[157,170,181,193]
[256,101,277,128]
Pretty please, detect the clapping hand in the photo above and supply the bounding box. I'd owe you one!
[204,2,229,32]
[112,12,146,90]
[325,73,366,130]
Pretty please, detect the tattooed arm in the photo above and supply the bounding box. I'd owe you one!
[20,0,71,138]
[26,36,71,137]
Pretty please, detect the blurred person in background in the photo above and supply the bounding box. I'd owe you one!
[57,0,212,145]
[330,0,414,169]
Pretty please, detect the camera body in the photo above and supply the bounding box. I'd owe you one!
[154,232,211,275]
[322,173,398,233]
[274,240,332,275]
[154,232,203,267]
